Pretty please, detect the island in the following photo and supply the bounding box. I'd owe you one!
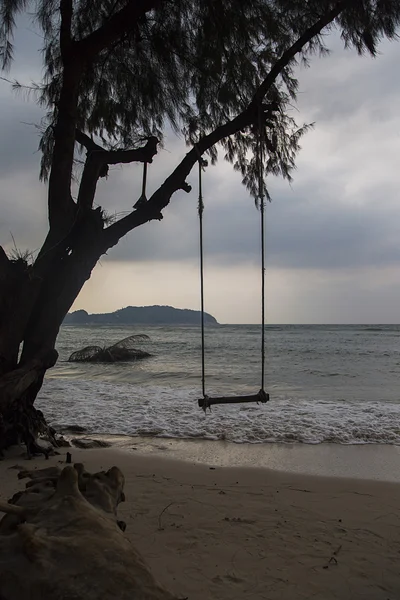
[63,305,219,326]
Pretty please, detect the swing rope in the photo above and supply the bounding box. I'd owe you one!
[258,103,266,393]
[133,161,148,210]
[198,157,207,399]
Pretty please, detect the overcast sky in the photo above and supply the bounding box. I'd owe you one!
[1,19,400,324]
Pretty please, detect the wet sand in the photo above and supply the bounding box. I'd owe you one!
[1,443,400,599]
[77,434,400,481]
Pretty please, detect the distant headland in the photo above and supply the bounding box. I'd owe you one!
[63,305,219,326]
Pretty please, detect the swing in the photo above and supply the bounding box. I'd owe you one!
[197,108,270,412]
[133,160,148,210]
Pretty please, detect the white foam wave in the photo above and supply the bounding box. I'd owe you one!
[37,378,400,446]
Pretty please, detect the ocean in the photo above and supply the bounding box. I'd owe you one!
[36,324,400,446]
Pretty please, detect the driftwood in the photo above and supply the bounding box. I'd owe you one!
[0,463,177,600]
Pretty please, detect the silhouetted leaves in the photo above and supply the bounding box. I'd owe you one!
[2,0,400,196]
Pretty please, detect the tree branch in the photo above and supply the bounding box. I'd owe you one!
[47,1,162,242]
[0,246,10,275]
[252,0,349,108]
[76,135,159,210]
[75,129,103,153]
[44,0,79,239]
[101,112,251,246]
[100,137,159,165]
[102,1,349,250]
[60,0,73,62]
[76,0,162,62]
[46,63,81,237]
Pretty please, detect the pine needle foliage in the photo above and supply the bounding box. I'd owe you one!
[2,0,400,198]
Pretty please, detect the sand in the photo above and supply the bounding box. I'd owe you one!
[1,445,400,600]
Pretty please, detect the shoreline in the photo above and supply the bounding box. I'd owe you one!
[1,445,400,599]
[65,433,400,482]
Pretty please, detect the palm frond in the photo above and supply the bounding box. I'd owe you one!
[68,335,152,362]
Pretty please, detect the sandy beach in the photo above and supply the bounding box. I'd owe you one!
[1,444,400,600]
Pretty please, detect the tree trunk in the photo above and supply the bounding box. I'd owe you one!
[0,356,57,457]
[0,210,104,456]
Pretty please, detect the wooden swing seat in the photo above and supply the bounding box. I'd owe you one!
[198,389,269,410]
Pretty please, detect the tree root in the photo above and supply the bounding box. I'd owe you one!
[0,403,54,458]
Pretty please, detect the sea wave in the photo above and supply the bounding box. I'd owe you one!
[37,378,400,446]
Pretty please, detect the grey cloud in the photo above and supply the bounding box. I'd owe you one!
[270,267,400,324]
[265,185,400,270]
[0,93,44,176]
[100,152,400,272]
[1,24,400,284]
[0,171,47,254]
[295,35,400,124]
[6,13,44,75]
[0,14,47,254]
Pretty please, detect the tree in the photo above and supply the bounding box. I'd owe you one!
[0,0,399,455]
